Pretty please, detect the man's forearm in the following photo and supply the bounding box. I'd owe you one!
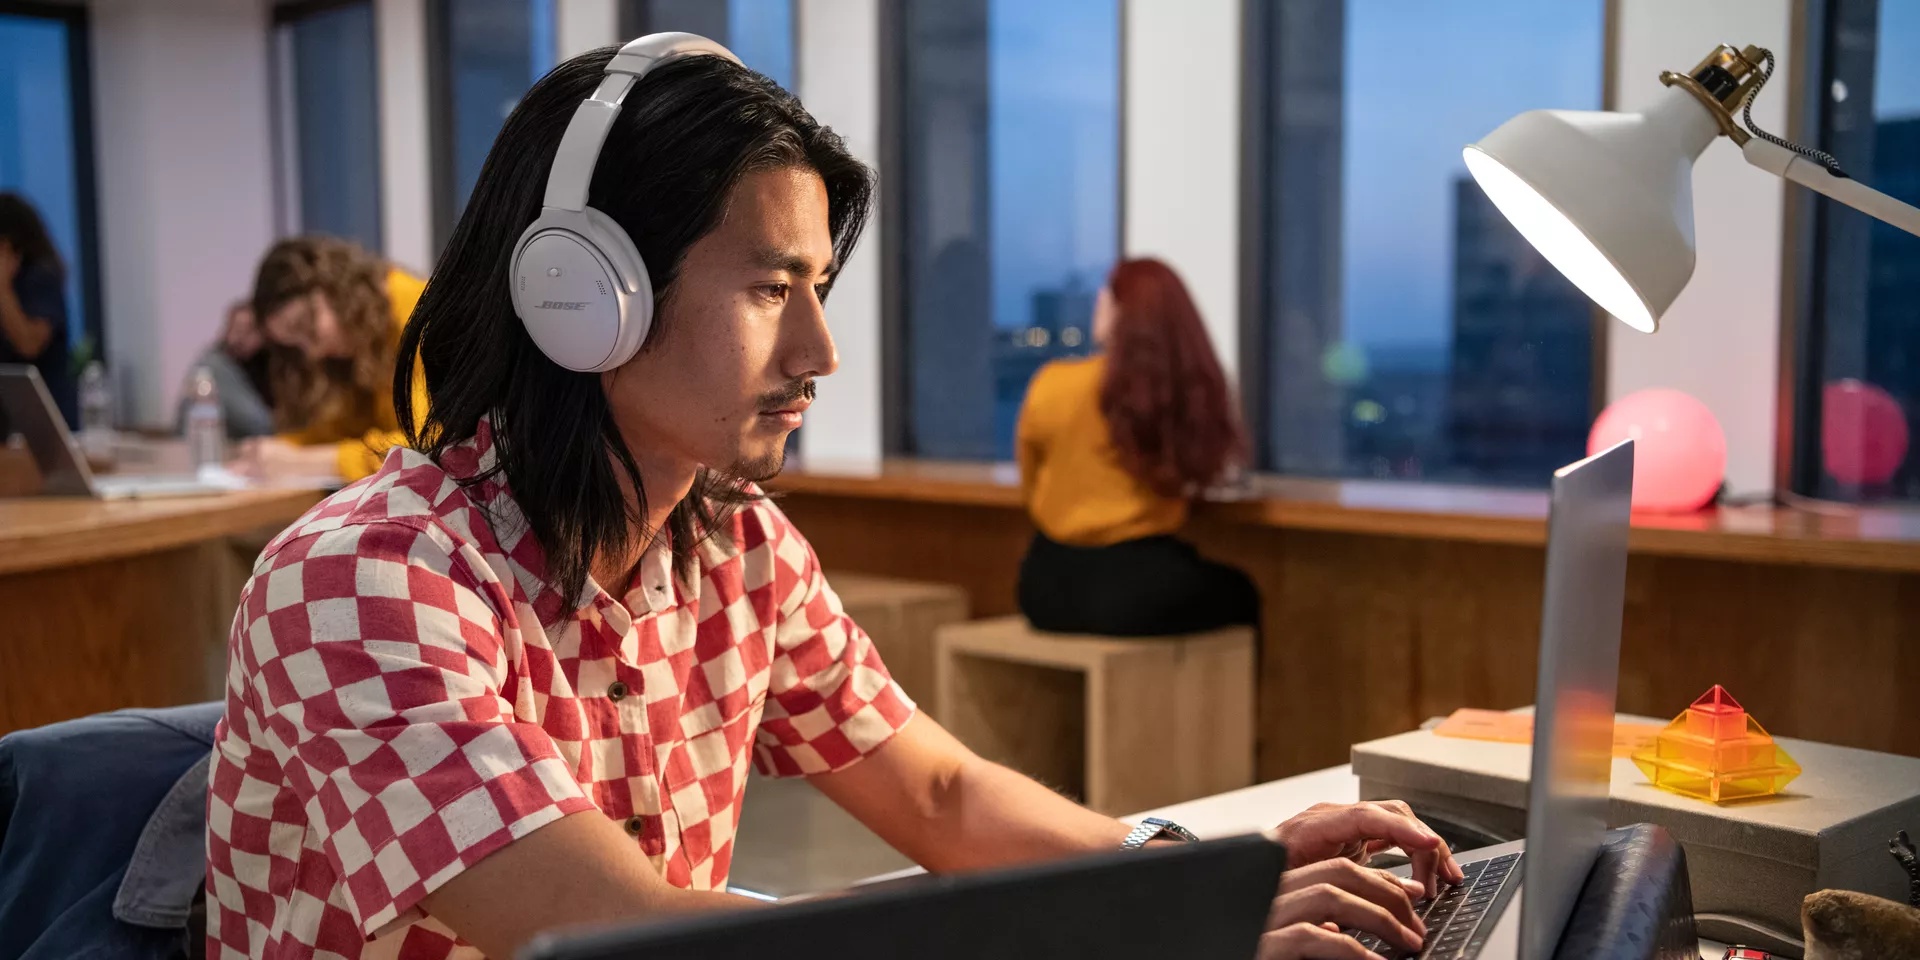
[0,287,52,359]
[422,810,760,958]
[810,716,1147,877]
[904,754,1134,874]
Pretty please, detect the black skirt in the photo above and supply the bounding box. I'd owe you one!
[1016,531,1260,637]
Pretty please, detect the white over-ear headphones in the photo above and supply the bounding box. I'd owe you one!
[509,33,742,372]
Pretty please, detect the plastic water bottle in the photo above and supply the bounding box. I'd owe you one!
[78,361,114,469]
[185,365,226,470]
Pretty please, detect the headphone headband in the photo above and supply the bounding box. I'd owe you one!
[542,33,742,213]
[511,32,741,373]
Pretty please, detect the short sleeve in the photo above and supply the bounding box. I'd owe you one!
[749,509,916,778]
[235,520,596,938]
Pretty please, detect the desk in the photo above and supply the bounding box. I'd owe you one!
[0,484,322,735]
[771,460,1920,777]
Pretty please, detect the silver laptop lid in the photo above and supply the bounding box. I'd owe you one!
[1518,438,1633,958]
[0,364,97,496]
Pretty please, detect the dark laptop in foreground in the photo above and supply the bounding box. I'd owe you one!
[1346,438,1635,959]
[523,440,1636,960]
[523,835,1287,960]
[0,364,227,499]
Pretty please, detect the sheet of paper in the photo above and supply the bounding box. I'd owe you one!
[1433,708,1663,758]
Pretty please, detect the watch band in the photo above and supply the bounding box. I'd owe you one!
[1120,817,1200,850]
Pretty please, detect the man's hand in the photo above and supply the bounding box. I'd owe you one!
[230,437,341,483]
[1269,800,1464,897]
[1251,800,1465,958]
[1257,858,1428,958]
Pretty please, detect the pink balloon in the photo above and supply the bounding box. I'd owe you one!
[1822,379,1908,487]
[1588,389,1726,513]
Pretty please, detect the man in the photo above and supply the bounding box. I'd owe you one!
[206,42,1460,960]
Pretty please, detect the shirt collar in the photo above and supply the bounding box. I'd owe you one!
[438,418,702,625]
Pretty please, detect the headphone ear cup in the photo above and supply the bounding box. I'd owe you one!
[510,220,630,372]
[579,206,654,369]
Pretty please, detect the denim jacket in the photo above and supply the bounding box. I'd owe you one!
[0,703,223,960]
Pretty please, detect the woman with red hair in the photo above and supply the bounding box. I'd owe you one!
[1015,258,1259,635]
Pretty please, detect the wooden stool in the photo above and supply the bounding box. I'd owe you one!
[830,573,969,719]
[936,617,1255,815]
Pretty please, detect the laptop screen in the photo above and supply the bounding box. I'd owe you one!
[1519,438,1633,957]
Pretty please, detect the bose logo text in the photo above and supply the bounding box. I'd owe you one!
[538,300,590,311]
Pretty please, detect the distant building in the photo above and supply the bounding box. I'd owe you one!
[1344,347,1451,480]
[987,277,1098,459]
[1030,280,1096,351]
[1259,0,1348,475]
[900,0,995,460]
[1443,176,1594,484]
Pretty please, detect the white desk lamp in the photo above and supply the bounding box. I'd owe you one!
[1465,43,1920,333]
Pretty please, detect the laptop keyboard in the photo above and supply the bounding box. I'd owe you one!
[1347,851,1523,959]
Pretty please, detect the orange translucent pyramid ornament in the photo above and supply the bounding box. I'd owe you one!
[1631,685,1801,803]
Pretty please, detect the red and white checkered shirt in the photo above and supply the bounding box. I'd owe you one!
[205,421,916,958]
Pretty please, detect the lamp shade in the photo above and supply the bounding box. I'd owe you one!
[1463,86,1721,333]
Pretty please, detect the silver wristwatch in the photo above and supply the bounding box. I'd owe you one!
[1120,817,1200,850]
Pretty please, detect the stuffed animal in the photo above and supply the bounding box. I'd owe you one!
[1802,831,1920,960]
[1802,890,1920,960]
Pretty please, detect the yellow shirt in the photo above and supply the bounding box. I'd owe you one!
[280,267,428,481]
[1016,355,1187,546]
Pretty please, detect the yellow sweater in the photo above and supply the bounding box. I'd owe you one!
[1015,356,1186,546]
[280,267,428,481]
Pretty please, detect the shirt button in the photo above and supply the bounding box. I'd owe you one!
[624,815,645,836]
[608,681,629,702]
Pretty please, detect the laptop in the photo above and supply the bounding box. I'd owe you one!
[1347,438,1635,959]
[521,834,1288,960]
[0,365,230,499]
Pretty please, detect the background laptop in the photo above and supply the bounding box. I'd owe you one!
[0,365,229,499]
[1351,438,1634,959]
[522,834,1287,960]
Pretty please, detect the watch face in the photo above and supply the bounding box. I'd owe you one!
[1149,819,1198,842]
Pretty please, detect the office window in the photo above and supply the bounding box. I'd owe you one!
[889,0,1119,460]
[0,4,101,358]
[431,0,556,242]
[1248,0,1603,484]
[1790,0,1920,501]
[621,0,796,92]
[274,1,382,252]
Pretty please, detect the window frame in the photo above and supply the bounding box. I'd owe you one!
[0,0,105,363]
[424,0,458,250]
[1778,0,1903,499]
[878,0,1128,459]
[424,0,554,250]
[617,0,801,102]
[1234,0,1615,481]
[269,0,385,251]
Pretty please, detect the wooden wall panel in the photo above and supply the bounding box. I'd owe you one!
[777,490,1920,782]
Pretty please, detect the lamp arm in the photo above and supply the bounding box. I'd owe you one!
[1743,137,1920,237]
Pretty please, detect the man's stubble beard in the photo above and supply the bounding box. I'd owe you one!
[730,446,787,484]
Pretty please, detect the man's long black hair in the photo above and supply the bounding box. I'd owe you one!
[396,49,874,604]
